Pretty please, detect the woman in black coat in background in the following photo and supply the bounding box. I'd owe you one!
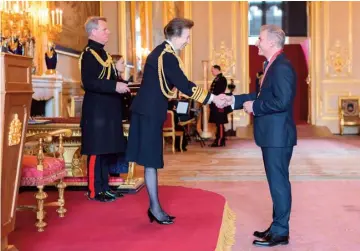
[112,55,132,121]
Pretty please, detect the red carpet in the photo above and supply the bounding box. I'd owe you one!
[9,186,235,251]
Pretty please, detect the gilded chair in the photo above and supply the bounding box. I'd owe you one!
[339,96,360,135]
[19,129,72,232]
[163,110,184,153]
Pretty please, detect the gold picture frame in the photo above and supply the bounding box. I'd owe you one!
[338,96,360,135]
[51,1,100,55]
[339,96,359,117]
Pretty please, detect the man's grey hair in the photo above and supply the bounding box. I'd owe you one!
[261,24,285,48]
[84,16,107,36]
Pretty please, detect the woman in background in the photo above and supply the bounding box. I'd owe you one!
[107,55,131,177]
[112,55,132,121]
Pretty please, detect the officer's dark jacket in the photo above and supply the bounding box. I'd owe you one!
[209,73,229,124]
[79,39,126,155]
[131,41,211,122]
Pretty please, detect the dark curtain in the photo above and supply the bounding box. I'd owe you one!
[249,44,308,124]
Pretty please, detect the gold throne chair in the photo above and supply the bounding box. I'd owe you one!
[339,96,360,135]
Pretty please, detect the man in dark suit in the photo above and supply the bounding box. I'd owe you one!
[126,18,224,224]
[209,65,228,147]
[218,24,297,247]
[79,16,130,202]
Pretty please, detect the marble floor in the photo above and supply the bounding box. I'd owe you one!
[150,133,360,251]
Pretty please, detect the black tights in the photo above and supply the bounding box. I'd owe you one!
[144,167,168,220]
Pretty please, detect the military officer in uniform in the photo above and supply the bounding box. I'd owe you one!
[126,18,224,224]
[209,65,228,147]
[80,16,130,202]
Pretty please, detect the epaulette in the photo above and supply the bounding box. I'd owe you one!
[158,44,179,99]
[157,44,208,103]
[78,46,115,80]
[78,47,90,73]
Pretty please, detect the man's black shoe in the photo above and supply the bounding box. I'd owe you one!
[106,189,124,198]
[210,142,219,147]
[253,227,271,239]
[253,234,289,247]
[88,192,116,202]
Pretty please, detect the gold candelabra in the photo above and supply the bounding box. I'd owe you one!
[0,1,63,57]
[0,0,33,54]
[38,7,63,42]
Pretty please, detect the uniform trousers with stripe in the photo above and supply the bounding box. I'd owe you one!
[87,154,118,198]
[215,123,225,144]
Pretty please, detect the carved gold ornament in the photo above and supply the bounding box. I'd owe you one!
[211,41,236,78]
[8,114,23,146]
[326,40,350,76]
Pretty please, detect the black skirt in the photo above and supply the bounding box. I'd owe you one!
[209,103,230,124]
[126,113,164,169]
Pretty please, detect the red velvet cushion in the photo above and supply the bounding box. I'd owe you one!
[163,112,173,129]
[21,155,66,186]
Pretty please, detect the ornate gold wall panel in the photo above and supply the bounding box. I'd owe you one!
[163,2,176,26]
[324,2,352,78]
[118,1,127,58]
[310,1,360,133]
[324,90,351,115]
[183,1,192,78]
[191,2,249,127]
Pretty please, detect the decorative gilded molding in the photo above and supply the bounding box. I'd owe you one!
[55,49,80,58]
[211,41,235,78]
[348,1,353,75]
[8,114,23,146]
[309,1,322,123]
[239,2,249,94]
[209,2,213,63]
[163,2,175,26]
[322,79,360,84]
[324,90,351,114]
[237,2,249,125]
[324,2,353,77]
[118,1,127,56]
[139,2,147,52]
[145,2,153,50]
[231,2,237,77]
[183,1,192,78]
[326,40,350,77]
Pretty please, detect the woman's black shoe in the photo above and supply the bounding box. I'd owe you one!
[167,215,176,220]
[147,209,174,225]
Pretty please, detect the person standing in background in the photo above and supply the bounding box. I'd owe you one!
[209,65,228,147]
[79,16,130,202]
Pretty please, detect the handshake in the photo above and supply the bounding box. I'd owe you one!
[212,94,234,109]
[212,94,254,114]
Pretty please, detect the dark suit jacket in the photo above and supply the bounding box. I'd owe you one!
[234,53,297,147]
[131,41,211,122]
[80,39,126,155]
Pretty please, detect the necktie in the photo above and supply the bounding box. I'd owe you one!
[263,60,269,71]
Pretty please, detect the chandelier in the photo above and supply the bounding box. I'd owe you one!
[0,0,63,56]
